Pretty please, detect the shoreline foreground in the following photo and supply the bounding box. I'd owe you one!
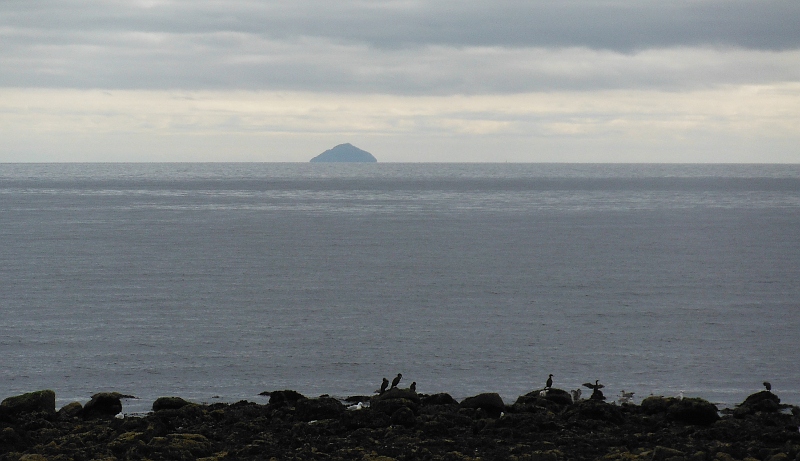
[2,388,799,461]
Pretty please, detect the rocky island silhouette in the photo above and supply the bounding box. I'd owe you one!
[310,143,377,162]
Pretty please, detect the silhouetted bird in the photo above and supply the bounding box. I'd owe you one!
[582,380,604,391]
[410,382,416,392]
[583,380,606,400]
[546,374,553,389]
[391,373,402,388]
[763,381,772,391]
[378,378,389,394]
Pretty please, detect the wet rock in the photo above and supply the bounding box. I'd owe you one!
[372,387,420,404]
[146,433,213,460]
[420,393,457,406]
[667,398,720,426]
[82,392,123,419]
[642,396,676,414]
[341,405,391,429]
[528,449,563,461]
[640,395,720,425]
[372,397,419,417]
[514,388,573,413]
[0,426,22,447]
[153,396,191,412]
[732,405,754,418]
[294,396,345,421]
[652,445,686,461]
[108,430,147,457]
[370,387,421,418]
[18,455,48,461]
[344,395,373,404]
[566,399,624,424]
[390,406,416,427]
[266,389,306,406]
[542,388,574,406]
[0,387,798,461]
[740,390,781,412]
[57,401,83,419]
[0,390,56,415]
[459,393,505,418]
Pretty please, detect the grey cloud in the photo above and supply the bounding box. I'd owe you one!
[1,0,799,93]
[5,0,799,50]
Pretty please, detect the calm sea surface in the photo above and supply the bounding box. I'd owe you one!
[1,163,799,413]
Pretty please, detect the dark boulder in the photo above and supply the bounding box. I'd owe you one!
[294,396,345,421]
[641,396,675,414]
[341,406,391,429]
[421,393,458,406]
[58,401,83,419]
[641,395,719,425]
[153,397,191,412]
[739,390,781,412]
[459,393,505,418]
[390,406,416,427]
[372,387,420,404]
[267,390,306,406]
[145,433,213,460]
[543,388,574,406]
[372,398,419,417]
[566,399,624,424]
[666,398,720,426]
[83,392,123,419]
[0,390,56,415]
[370,387,421,418]
[652,446,686,461]
[344,395,373,404]
[514,388,573,412]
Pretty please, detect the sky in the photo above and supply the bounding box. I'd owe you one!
[1,0,799,163]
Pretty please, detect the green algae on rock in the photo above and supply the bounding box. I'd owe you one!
[0,390,55,416]
[1,389,799,461]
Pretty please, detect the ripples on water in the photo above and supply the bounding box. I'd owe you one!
[1,163,799,413]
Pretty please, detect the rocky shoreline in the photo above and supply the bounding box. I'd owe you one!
[2,387,799,461]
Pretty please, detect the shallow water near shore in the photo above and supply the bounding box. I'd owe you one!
[1,163,799,414]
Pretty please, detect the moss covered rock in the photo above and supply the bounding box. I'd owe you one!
[0,390,56,415]
[153,396,191,412]
[57,401,83,419]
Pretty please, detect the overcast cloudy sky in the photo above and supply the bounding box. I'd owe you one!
[2,0,799,162]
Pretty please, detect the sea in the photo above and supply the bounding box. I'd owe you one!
[1,163,799,414]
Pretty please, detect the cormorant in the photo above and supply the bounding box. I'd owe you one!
[546,374,553,389]
[391,373,402,388]
[583,380,605,400]
[582,380,604,391]
[410,382,416,392]
[379,378,389,394]
[763,381,772,391]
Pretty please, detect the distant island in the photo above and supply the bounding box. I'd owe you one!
[310,143,377,163]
